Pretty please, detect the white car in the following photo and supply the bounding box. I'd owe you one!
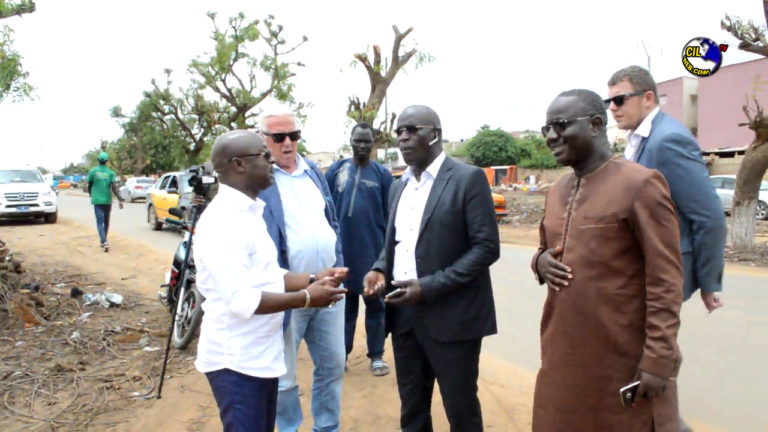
[119,176,155,202]
[709,175,768,220]
[0,167,58,223]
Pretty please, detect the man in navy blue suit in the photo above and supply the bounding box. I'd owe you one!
[607,65,727,432]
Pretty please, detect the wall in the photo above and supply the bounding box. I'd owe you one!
[658,78,685,124]
[517,167,571,184]
[697,57,768,151]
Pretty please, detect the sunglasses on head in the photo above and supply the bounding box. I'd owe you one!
[541,116,594,136]
[603,90,646,107]
[227,150,272,163]
[263,130,301,143]
[395,125,436,137]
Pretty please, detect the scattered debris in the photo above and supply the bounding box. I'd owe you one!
[0,237,195,430]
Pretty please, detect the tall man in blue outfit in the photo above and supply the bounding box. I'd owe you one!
[259,112,346,432]
[607,65,727,432]
[326,122,393,377]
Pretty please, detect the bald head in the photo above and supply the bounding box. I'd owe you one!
[211,130,266,175]
[399,105,441,129]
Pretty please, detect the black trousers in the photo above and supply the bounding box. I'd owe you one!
[392,327,483,432]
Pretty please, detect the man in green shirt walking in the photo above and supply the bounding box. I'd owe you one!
[87,152,124,252]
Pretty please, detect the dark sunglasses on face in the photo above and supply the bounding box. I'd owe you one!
[541,116,593,136]
[603,90,646,107]
[395,125,436,137]
[263,130,301,143]
[227,150,272,163]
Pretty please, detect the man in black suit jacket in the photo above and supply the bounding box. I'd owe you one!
[364,105,500,432]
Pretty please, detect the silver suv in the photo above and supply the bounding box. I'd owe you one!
[0,167,58,223]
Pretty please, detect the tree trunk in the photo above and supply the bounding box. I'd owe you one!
[730,98,768,249]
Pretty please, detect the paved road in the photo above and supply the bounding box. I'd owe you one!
[56,192,767,430]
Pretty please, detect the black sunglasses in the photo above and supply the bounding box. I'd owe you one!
[395,125,436,137]
[227,150,272,163]
[541,116,593,136]
[262,130,301,143]
[603,90,645,107]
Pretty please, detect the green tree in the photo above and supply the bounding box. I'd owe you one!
[103,11,307,171]
[518,135,558,169]
[721,3,768,248]
[466,126,529,167]
[0,0,35,103]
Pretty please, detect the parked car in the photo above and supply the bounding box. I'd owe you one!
[146,172,193,230]
[709,175,768,220]
[0,166,58,223]
[119,177,155,202]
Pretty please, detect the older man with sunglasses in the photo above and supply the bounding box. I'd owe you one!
[607,65,727,432]
[258,112,346,432]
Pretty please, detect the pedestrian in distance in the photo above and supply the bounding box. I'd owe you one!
[87,151,123,252]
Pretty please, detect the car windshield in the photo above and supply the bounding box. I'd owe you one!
[0,169,43,184]
[137,178,155,184]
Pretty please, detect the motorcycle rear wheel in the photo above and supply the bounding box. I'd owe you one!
[172,283,203,349]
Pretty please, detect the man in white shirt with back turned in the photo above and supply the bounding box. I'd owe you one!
[193,130,347,432]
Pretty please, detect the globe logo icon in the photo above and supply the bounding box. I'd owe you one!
[682,37,724,77]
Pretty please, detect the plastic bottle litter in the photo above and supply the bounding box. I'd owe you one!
[83,291,124,308]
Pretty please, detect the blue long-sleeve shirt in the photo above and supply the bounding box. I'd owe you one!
[326,159,393,292]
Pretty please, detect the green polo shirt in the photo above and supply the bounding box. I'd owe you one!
[87,165,117,205]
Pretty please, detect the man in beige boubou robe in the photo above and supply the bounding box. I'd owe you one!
[532,89,683,431]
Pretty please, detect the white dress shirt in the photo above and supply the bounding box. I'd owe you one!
[393,152,446,281]
[193,183,288,378]
[624,106,659,161]
[273,155,338,273]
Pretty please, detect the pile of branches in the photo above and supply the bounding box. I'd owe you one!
[0,239,194,431]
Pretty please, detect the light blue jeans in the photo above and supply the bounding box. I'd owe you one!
[277,298,346,432]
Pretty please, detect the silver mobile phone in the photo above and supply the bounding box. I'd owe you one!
[620,380,641,407]
[385,288,406,300]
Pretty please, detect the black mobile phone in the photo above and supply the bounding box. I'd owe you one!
[620,380,641,407]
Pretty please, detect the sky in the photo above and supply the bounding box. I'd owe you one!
[1,0,765,171]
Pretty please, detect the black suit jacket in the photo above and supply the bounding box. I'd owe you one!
[372,156,500,342]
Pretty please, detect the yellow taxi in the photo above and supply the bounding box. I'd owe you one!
[146,172,191,230]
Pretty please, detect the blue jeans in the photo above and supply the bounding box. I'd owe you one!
[93,204,112,244]
[344,290,385,359]
[277,298,345,432]
[205,369,279,432]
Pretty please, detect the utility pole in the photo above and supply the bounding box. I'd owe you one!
[641,41,651,73]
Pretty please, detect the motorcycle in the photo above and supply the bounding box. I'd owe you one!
[158,205,204,349]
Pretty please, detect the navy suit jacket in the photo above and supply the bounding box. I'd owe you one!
[633,111,726,299]
[260,157,344,269]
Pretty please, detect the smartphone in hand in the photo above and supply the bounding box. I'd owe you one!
[620,380,641,407]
